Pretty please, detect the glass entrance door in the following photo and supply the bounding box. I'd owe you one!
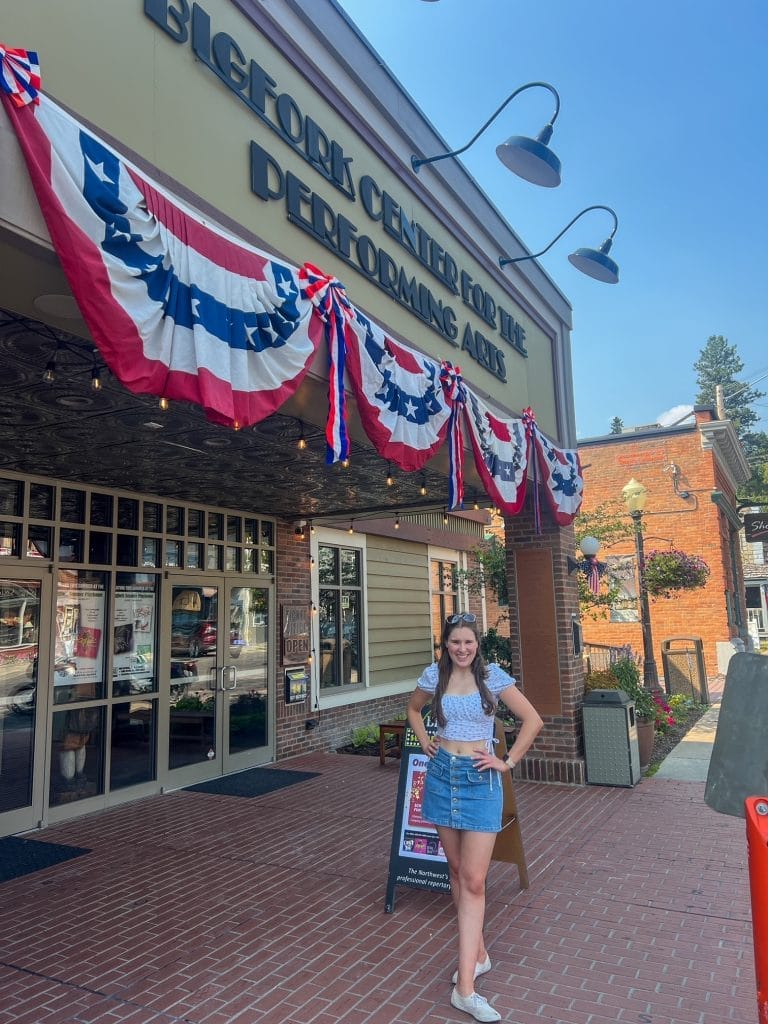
[0,569,51,836]
[165,579,272,784]
[223,583,271,772]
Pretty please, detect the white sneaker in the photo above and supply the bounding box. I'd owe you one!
[450,987,501,1022]
[451,953,492,984]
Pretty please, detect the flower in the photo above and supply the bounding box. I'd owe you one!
[642,549,710,599]
[652,692,676,734]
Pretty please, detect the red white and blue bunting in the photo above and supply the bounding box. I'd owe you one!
[0,45,40,107]
[343,309,453,470]
[0,46,584,525]
[1,88,321,428]
[463,391,530,516]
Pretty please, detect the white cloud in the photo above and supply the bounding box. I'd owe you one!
[656,404,694,427]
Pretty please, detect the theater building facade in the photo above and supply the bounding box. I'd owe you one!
[0,0,585,838]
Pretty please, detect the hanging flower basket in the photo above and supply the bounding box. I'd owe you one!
[643,549,710,599]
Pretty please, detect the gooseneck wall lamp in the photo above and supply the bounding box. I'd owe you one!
[411,81,562,188]
[499,205,620,284]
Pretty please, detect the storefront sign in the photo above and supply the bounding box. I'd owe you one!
[144,0,530,383]
[281,604,310,664]
[745,513,768,543]
[385,716,449,912]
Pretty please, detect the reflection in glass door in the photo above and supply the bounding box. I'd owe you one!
[224,584,271,770]
[166,581,272,778]
[168,582,219,770]
[0,573,49,835]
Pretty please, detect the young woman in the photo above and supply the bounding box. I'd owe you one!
[407,613,543,1023]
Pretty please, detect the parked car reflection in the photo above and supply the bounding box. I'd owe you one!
[170,614,242,658]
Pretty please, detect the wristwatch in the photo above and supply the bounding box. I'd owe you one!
[502,753,516,767]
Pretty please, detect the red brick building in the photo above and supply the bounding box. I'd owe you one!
[578,407,751,682]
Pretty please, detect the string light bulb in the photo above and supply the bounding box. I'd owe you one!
[348,521,354,534]
[341,458,350,469]
[420,477,428,496]
[443,509,449,525]
[42,352,58,384]
[90,366,102,391]
[473,496,480,511]
[159,396,170,411]
[394,516,400,530]
[297,421,307,450]
[386,463,394,487]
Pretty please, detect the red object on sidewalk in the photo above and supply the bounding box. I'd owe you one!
[745,796,768,1023]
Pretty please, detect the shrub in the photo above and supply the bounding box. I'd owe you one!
[602,655,656,721]
[584,669,621,692]
[350,723,379,748]
[667,693,694,715]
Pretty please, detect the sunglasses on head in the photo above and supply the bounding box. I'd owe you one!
[445,613,477,624]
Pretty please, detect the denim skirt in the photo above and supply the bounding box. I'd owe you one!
[421,746,503,833]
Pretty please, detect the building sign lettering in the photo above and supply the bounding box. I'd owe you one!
[144,0,529,382]
[744,513,768,543]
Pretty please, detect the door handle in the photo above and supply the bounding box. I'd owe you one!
[221,665,237,691]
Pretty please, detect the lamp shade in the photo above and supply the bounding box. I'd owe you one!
[578,536,601,557]
[568,240,619,284]
[496,134,561,188]
[622,478,648,513]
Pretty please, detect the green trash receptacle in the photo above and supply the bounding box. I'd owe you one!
[661,637,709,703]
[582,689,641,787]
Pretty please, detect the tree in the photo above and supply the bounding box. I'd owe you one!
[694,334,768,499]
[610,416,624,434]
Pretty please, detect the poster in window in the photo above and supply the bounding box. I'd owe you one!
[55,577,105,686]
[113,581,156,692]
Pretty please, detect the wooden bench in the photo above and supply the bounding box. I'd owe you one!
[378,722,405,765]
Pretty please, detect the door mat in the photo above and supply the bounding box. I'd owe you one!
[0,836,91,884]
[184,767,320,798]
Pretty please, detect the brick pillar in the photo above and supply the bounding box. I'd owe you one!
[503,495,586,784]
[275,522,322,758]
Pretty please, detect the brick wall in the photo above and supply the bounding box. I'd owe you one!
[274,514,588,784]
[578,420,745,677]
[274,522,413,759]
[504,497,586,785]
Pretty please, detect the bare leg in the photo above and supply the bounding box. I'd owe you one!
[437,826,495,995]
[59,749,75,781]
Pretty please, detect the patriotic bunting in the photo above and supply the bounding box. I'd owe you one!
[1,90,321,428]
[0,45,40,107]
[298,264,354,463]
[1,44,584,525]
[439,361,466,510]
[462,391,529,515]
[343,309,452,470]
[531,426,584,525]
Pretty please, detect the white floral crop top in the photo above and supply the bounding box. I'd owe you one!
[416,662,516,742]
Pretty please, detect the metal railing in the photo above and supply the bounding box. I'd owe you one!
[583,642,633,675]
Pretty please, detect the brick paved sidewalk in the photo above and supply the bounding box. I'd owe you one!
[0,753,755,1024]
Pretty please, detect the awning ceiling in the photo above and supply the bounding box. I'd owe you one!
[0,306,465,522]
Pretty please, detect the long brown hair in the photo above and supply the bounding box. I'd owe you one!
[432,618,495,728]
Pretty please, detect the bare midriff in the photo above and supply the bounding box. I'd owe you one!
[437,738,490,757]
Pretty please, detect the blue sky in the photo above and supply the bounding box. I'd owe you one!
[335,0,768,439]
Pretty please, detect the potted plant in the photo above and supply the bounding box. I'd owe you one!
[643,549,710,599]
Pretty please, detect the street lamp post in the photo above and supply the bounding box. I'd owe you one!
[622,478,661,692]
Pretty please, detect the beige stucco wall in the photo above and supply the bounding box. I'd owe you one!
[1,0,562,433]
